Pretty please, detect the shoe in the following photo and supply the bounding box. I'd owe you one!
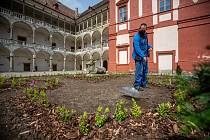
[138,87,144,91]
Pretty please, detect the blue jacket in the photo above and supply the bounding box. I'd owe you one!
[132,33,152,60]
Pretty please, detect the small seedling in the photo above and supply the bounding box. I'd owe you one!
[79,111,90,134]
[56,106,75,122]
[130,98,142,118]
[95,105,110,128]
[156,102,172,117]
[114,100,128,122]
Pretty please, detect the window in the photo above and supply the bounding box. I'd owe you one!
[119,50,128,64]
[119,6,127,22]
[52,42,56,47]
[159,0,171,12]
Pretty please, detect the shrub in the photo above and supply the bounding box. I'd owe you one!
[130,98,142,118]
[194,62,210,93]
[56,106,75,122]
[0,75,5,88]
[175,62,210,135]
[176,102,195,114]
[95,105,110,128]
[156,102,172,117]
[114,100,128,122]
[79,112,90,134]
[176,64,182,75]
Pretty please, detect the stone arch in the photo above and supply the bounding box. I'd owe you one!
[12,21,33,43]
[83,33,91,48]
[76,55,82,70]
[36,50,50,71]
[52,52,64,71]
[92,51,101,68]
[0,15,11,39]
[35,27,50,46]
[13,48,33,72]
[76,36,82,50]
[102,50,109,70]
[51,32,64,50]
[0,47,10,72]
[92,30,101,47]
[66,54,75,71]
[83,53,91,70]
[65,35,75,52]
[102,27,108,47]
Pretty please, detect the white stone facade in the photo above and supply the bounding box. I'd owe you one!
[0,0,109,72]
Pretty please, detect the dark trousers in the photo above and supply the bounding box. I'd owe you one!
[134,59,148,89]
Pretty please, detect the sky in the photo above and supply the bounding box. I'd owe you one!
[58,0,102,13]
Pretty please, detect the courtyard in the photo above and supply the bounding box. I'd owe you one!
[0,71,209,139]
[0,74,174,139]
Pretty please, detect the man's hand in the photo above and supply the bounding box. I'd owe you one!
[143,57,147,62]
[148,48,153,51]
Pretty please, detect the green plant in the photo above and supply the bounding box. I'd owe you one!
[24,87,33,96]
[39,89,50,107]
[114,100,128,122]
[31,86,39,102]
[173,89,187,102]
[56,106,75,122]
[194,62,210,93]
[0,75,5,88]
[52,78,59,86]
[176,64,182,75]
[130,98,142,118]
[79,112,90,134]
[176,102,195,114]
[175,62,210,135]
[156,102,172,117]
[11,78,18,88]
[95,105,110,128]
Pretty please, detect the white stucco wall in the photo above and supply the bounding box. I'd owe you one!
[153,25,179,63]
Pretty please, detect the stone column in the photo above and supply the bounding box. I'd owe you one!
[32,29,35,43]
[90,37,92,47]
[9,52,13,72]
[101,12,103,25]
[64,36,66,50]
[82,36,84,49]
[101,31,103,48]
[49,55,53,72]
[91,17,93,29]
[63,56,66,71]
[96,15,98,26]
[50,34,52,46]
[32,54,36,72]
[74,56,76,71]
[81,59,84,70]
[100,57,103,67]
[107,10,108,23]
[10,24,13,40]
[74,38,77,52]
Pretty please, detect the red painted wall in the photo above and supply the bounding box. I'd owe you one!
[108,0,210,73]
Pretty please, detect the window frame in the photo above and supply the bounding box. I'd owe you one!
[119,5,127,23]
[159,0,172,12]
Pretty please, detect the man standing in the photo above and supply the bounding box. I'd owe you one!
[132,23,152,91]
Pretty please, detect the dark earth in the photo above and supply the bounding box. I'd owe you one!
[47,75,172,113]
[0,74,193,140]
